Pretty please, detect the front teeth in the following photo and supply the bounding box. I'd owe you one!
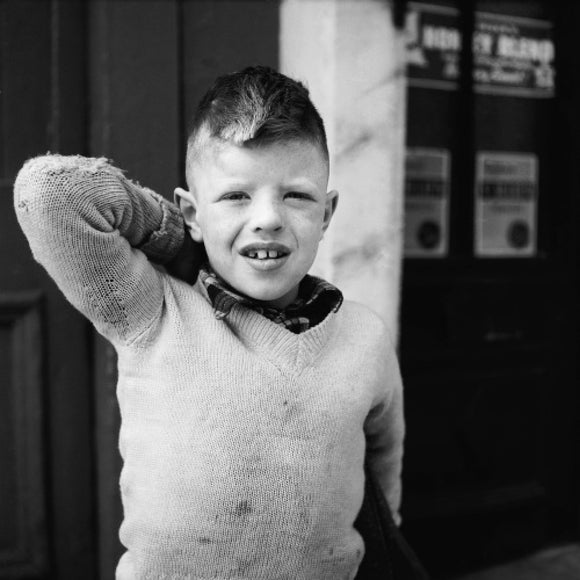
[247,250,282,259]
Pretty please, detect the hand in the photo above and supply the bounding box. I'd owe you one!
[165,228,207,284]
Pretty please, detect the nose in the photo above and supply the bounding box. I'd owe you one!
[249,195,284,233]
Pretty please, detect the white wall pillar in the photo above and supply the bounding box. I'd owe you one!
[280,0,407,339]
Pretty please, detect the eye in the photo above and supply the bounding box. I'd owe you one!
[285,191,314,201]
[221,191,249,201]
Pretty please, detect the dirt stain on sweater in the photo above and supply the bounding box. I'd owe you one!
[236,550,260,574]
[233,499,252,517]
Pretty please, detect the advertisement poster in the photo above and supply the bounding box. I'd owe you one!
[474,152,537,257]
[406,3,555,97]
[404,148,450,257]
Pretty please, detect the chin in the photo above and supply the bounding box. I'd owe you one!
[247,286,297,308]
[249,289,287,303]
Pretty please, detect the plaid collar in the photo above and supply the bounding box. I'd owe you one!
[199,265,343,334]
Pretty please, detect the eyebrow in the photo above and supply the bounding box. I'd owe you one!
[216,178,319,191]
[281,178,319,190]
[217,181,252,191]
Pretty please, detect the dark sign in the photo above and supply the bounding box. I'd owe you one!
[406,3,555,97]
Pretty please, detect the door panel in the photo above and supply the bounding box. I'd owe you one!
[0,293,47,577]
[400,1,577,577]
[1,1,95,578]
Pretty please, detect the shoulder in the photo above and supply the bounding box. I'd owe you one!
[340,299,391,337]
[160,273,216,316]
[334,300,398,360]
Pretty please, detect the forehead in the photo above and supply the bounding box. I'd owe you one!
[192,138,329,188]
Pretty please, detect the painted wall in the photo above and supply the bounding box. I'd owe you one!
[280,0,407,337]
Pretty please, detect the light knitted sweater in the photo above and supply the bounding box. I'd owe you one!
[14,155,405,580]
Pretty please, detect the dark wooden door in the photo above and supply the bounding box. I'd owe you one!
[88,2,280,578]
[0,1,96,578]
[400,1,578,577]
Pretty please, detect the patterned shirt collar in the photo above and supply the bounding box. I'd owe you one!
[198,265,343,334]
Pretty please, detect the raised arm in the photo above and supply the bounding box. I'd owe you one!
[14,154,185,345]
[364,333,405,525]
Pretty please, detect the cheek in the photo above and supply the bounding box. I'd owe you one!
[201,211,240,248]
[294,226,324,265]
[297,213,325,243]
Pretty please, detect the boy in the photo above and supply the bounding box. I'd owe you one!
[14,66,404,580]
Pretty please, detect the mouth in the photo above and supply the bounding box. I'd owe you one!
[239,243,291,261]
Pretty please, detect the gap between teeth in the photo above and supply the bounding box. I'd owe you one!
[249,250,281,259]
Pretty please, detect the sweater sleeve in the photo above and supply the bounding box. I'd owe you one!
[364,333,405,526]
[14,154,185,345]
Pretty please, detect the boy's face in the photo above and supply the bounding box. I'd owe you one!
[176,139,338,309]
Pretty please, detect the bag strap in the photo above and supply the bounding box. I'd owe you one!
[354,463,395,579]
[354,463,431,580]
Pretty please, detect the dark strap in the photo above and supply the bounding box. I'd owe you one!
[353,464,430,580]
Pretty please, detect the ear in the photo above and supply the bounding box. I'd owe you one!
[174,187,203,242]
[321,189,339,236]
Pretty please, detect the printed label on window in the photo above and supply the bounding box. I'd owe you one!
[475,152,538,257]
[404,148,450,257]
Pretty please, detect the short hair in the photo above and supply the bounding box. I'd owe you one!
[186,66,328,186]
